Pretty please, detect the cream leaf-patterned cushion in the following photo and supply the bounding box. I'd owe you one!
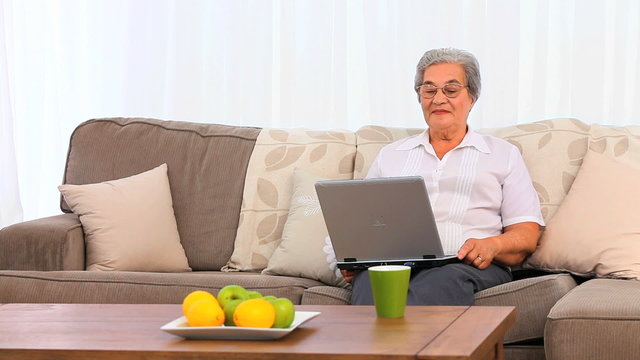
[354,126,424,179]
[262,168,349,288]
[356,119,592,224]
[524,149,640,278]
[479,118,591,223]
[525,123,640,277]
[224,129,356,272]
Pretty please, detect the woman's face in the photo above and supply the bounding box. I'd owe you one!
[419,63,474,132]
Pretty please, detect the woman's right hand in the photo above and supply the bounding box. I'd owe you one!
[340,269,358,283]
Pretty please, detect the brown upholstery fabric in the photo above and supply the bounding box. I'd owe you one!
[0,214,84,270]
[301,286,351,305]
[0,270,324,304]
[61,118,261,270]
[474,273,577,344]
[545,279,640,360]
[504,345,546,360]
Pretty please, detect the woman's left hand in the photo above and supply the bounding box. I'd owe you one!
[456,237,502,270]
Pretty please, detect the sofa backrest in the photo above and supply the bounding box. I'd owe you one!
[354,118,592,224]
[478,118,591,222]
[62,118,261,271]
[354,126,425,179]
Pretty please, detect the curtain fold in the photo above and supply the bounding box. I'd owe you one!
[0,0,23,228]
[1,0,639,224]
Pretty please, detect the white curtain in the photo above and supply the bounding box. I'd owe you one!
[1,0,639,226]
[1,1,23,227]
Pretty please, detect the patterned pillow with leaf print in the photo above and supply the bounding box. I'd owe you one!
[523,123,640,277]
[262,168,350,288]
[354,126,424,179]
[587,123,640,166]
[479,118,592,223]
[225,128,356,272]
[356,119,592,224]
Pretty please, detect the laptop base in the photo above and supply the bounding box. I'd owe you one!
[337,256,461,270]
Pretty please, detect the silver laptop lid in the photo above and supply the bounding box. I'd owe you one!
[315,176,446,264]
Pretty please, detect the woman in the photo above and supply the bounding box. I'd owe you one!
[346,48,544,305]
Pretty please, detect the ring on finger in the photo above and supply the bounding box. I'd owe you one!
[476,255,485,262]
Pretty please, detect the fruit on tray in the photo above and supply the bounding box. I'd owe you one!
[181,286,296,328]
[216,285,249,308]
[269,297,295,329]
[233,298,276,328]
[185,298,225,327]
[182,290,219,316]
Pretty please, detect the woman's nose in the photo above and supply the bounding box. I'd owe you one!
[432,89,448,104]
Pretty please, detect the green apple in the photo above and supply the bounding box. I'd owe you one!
[217,285,249,308]
[246,290,262,299]
[223,299,243,326]
[261,295,277,301]
[268,297,295,328]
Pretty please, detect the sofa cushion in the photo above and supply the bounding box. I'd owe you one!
[62,118,261,271]
[474,273,577,344]
[478,118,591,222]
[545,279,640,360]
[226,128,356,272]
[525,149,640,279]
[354,126,424,179]
[356,119,591,223]
[588,123,640,166]
[301,286,352,305]
[0,270,325,305]
[59,164,190,272]
[262,168,349,288]
[503,345,545,360]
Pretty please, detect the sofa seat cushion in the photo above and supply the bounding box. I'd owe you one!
[545,279,640,360]
[474,273,577,344]
[301,286,351,305]
[503,344,546,360]
[0,270,324,305]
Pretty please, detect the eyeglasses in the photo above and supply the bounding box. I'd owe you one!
[416,83,467,99]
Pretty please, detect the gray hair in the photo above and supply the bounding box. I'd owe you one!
[414,48,481,103]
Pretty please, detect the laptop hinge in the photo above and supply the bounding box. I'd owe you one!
[422,255,436,259]
[343,258,357,262]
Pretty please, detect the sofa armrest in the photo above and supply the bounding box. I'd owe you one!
[0,214,85,270]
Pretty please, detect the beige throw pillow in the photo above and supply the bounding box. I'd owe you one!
[262,168,349,288]
[58,164,191,272]
[225,128,356,272]
[524,151,640,279]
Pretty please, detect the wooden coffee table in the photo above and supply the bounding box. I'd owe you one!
[0,303,514,360]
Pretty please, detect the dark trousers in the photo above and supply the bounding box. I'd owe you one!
[350,263,512,306]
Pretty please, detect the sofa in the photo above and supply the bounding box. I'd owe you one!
[1,117,639,360]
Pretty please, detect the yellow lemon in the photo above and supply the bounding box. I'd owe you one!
[182,290,218,316]
[233,298,276,328]
[185,299,225,327]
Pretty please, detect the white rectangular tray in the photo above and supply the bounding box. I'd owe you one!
[160,311,320,340]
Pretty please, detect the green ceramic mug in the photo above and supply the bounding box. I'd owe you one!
[368,265,411,318]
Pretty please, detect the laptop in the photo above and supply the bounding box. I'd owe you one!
[315,176,459,270]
